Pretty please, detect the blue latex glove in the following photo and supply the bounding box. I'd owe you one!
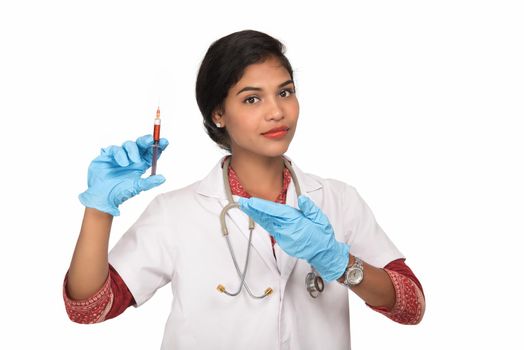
[237,195,349,282]
[79,135,169,216]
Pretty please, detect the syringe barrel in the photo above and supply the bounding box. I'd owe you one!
[150,142,160,176]
[153,118,161,141]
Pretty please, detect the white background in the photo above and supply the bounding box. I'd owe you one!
[1,0,523,349]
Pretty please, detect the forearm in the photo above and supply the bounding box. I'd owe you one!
[337,254,396,310]
[67,208,113,300]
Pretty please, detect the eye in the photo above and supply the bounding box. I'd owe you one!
[279,88,295,98]
[243,96,260,104]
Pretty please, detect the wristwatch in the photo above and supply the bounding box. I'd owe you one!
[340,256,364,287]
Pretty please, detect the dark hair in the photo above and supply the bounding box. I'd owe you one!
[195,30,294,153]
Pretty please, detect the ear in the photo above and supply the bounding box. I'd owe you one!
[211,108,223,124]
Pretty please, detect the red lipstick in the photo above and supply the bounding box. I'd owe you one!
[262,126,289,139]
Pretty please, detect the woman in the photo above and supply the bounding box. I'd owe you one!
[64,30,425,349]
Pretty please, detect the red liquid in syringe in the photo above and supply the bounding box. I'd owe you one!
[151,107,161,176]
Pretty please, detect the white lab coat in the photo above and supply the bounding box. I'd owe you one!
[109,155,403,350]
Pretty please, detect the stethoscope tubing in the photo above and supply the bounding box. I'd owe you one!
[218,156,322,299]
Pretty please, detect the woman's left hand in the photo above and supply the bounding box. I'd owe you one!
[237,195,349,282]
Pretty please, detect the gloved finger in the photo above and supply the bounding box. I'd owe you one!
[136,135,169,150]
[152,138,170,160]
[297,195,330,227]
[237,197,276,232]
[102,145,130,167]
[238,204,278,235]
[240,197,300,218]
[122,141,141,163]
[237,197,299,232]
[136,135,169,159]
[136,134,154,152]
[158,138,169,152]
[137,175,166,192]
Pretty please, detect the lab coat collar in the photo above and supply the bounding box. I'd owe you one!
[196,155,323,281]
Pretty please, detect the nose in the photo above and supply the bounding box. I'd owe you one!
[265,96,284,120]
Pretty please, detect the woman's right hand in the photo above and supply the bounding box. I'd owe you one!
[78,135,169,216]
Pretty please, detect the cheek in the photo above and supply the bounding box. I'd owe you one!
[286,99,300,119]
[227,115,258,141]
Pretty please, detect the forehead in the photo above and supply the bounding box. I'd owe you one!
[234,57,291,88]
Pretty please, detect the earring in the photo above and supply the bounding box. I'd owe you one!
[215,122,221,128]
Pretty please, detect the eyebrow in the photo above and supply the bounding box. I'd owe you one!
[235,79,294,96]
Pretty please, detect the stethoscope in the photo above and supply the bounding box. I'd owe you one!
[216,156,325,299]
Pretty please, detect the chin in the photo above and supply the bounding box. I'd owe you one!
[234,138,292,158]
[260,144,290,158]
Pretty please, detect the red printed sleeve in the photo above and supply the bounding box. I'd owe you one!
[63,264,135,324]
[367,259,425,325]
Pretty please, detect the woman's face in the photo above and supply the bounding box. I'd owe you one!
[213,56,299,158]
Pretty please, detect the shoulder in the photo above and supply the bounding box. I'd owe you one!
[299,171,374,224]
[154,180,202,210]
[323,177,358,196]
[300,169,359,202]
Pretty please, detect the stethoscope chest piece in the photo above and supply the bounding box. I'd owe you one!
[305,269,325,298]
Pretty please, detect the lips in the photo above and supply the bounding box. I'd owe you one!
[262,126,289,135]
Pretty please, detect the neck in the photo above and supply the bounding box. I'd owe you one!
[229,152,285,201]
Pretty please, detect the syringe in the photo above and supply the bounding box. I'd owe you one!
[150,106,161,176]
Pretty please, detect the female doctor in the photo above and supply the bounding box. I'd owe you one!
[64,30,425,349]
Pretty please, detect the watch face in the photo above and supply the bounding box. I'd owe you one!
[347,268,364,285]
